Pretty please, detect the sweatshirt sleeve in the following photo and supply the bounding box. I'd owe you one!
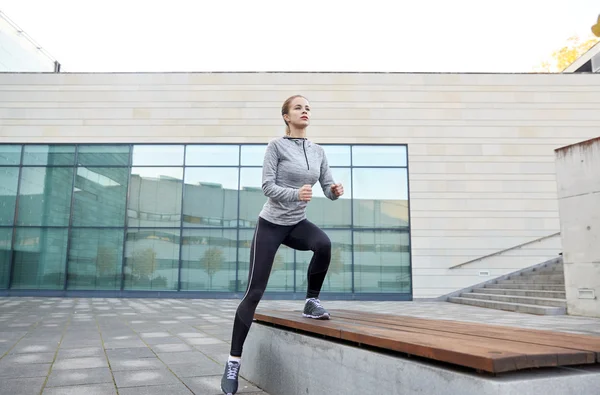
[261,141,300,202]
[319,149,339,201]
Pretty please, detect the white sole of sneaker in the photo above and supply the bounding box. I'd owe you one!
[302,313,330,320]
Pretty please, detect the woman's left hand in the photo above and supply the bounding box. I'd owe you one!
[331,183,344,197]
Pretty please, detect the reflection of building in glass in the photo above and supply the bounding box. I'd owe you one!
[0,11,60,72]
[0,144,411,299]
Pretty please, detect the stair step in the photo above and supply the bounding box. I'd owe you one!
[485,283,565,291]
[459,292,566,307]
[448,297,566,315]
[506,273,565,282]
[498,278,565,285]
[472,288,566,298]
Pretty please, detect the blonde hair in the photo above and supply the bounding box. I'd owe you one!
[281,95,307,136]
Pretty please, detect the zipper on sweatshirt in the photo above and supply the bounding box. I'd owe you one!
[302,140,309,170]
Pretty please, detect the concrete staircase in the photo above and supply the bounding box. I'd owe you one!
[448,258,566,315]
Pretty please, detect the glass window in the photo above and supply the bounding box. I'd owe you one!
[306,168,352,228]
[352,145,407,167]
[353,230,411,293]
[353,168,409,228]
[295,230,352,294]
[180,229,237,291]
[0,167,19,225]
[23,145,75,166]
[77,145,130,166]
[67,228,123,290]
[238,168,264,227]
[128,167,183,228]
[0,228,12,289]
[11,228,69,290]
[183,168,238,228]
[241,145,267,166]
[322,145,351,167]
[72,167,129,227]
[0,145,22,165]
[123,228,180,291]
[186,145,239,166]
[16,167,73,227]
[132,145,184,166]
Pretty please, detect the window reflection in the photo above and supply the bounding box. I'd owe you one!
[186,145,239,166]
[183,168,239,227]
[72,167,129,227]
[77,145,130,166]
[180,229,237,291]
[322,145,351,167]
[0,145,21,166]
[0,228,11,289]
[17,167,73,227]
[67,228,123,290]
[23,145,75,166]
[241,145,267,166]
[352,145,407,167]
[353,230,411,293]
[132,145,184,166]
[353,168,409,228]
[128,167,183,228]
[123,228,180,291]
[11,228,69,290]
[0,167,19,225]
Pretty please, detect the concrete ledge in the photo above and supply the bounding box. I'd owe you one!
[242,322,600,395]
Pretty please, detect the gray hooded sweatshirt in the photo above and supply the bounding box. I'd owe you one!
[259,136,338,226]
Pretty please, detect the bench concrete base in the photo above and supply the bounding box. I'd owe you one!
[242,322,600,395]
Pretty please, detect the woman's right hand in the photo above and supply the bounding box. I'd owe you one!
[299,184,312,201]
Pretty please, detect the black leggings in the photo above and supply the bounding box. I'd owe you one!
[230,217,332,357]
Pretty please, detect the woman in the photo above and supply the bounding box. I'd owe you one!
[221,95,344,395]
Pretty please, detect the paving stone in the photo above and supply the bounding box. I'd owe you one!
[9,344,56,354]
[156,351,215,365]
[117,384,194,395]
[46,367,113,387]
[52,356,108,370]
[151,343,193,353]
[167,361,223,378]
[112,368,180,388]
[0,377,46,394]
[57,347,104,359]
[106,347,156,359]
[0,362,51,378]
[0,352,57,364]
[42,383,117,395]
[109,358,164,371]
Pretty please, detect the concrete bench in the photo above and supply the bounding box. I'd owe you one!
[241,309,600,395]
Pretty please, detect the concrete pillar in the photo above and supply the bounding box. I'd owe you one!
[555,137,600,318]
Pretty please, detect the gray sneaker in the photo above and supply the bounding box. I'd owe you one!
[302,298,330,319]
[221,360,240,394]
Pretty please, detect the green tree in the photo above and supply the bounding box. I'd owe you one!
[535,34,599,72]
[200,247,224,289]
[131,248,157,280]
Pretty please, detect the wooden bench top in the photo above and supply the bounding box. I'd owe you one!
[254,309,600,374]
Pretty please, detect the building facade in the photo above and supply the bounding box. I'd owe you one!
[0,71,598,299]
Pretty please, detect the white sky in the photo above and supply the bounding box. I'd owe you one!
[1,0,599,72]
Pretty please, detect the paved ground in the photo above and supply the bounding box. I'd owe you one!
[1,297,599,394]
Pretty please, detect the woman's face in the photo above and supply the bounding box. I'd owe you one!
[285,96,311,128]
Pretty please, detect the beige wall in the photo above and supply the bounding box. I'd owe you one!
[555,137,600,318]
[1,72,599,298]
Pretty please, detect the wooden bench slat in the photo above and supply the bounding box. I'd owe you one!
[332,309,600,362]
[253,309,599,373]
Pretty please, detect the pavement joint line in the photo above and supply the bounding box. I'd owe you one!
[39,307,73,395]
[95,312,120,395]
[114,309,196,394]
[0,314,44,361]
